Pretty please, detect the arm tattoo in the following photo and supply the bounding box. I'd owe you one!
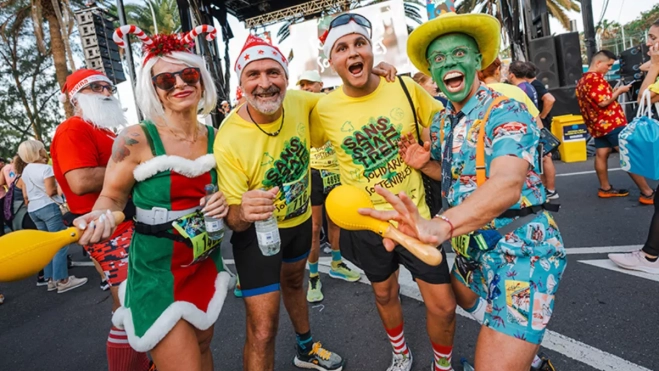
[112,131,140,163]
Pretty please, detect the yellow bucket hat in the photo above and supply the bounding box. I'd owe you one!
[407,12,501,75]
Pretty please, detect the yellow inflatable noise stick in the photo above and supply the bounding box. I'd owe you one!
[325,185,443,266]
[0,211,125,282]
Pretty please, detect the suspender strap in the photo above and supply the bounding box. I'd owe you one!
[476,95,507,186]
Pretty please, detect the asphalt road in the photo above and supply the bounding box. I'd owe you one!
[1,153,657,371]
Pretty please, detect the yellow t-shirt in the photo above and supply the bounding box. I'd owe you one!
[487,83,540,117]
[310,142,339,172]
[311,76,443,219]
[215,90,321,228]
[649,77,659,95]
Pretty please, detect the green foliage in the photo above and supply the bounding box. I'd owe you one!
[0,1,63,158]
[106,0,181,35]
[456,0,581,31]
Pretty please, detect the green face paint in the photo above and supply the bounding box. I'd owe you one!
[425,33,482,104]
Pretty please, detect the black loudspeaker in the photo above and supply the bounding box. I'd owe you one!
[528,36,560,89]
[620,44,650,80]
[554,32,583,86]
[548,85,581,116]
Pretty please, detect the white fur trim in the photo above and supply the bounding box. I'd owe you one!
[68,75,113,99]
[112,271,230,352]
[58,93,68,103]
[323,22,370,58]
[133,154,216,182]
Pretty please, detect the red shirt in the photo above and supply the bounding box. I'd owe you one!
[51,116,116,215]
[575,72,627,138]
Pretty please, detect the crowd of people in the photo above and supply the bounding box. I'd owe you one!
[0,8,658,371]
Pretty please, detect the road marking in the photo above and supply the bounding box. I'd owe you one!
[313,260,652,371]
[578,259,659,283]
[70,261,95,267]
[556,168,622,177]
[565,245,641,255]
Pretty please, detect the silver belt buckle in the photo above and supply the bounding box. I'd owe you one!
[151,207,169,224]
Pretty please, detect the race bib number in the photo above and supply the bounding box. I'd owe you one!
[274,172,310,222]
[320,170,340,194]
[172,211,221,266]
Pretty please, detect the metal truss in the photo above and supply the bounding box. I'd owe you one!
[244,0,361,28]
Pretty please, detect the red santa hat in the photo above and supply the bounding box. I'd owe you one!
[59,69,112,103]
[234,35,288,78]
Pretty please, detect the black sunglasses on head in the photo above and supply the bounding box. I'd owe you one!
[152,67,202,91]
[329,13,372,37]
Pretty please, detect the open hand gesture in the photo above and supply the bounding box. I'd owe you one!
[398,132,431,170]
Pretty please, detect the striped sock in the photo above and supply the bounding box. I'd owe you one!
[432,342,453,371]
[308,261,319,277]
[107,326,151,371]
[385,323,410,356]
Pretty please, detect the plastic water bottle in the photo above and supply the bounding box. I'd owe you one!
[254,188,281,256]
[460,358,475,371]
[204,184,225,241]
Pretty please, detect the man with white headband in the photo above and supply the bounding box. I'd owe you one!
[311,13,454,371]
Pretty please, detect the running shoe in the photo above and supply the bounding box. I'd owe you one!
[386,350,413,371]
[234,286,243,298]
[47,280,57,292]
[57,276,88,293]
[329,262,360,282]
[546,189,559,200]
[639,191,655,205]
[307,275,324,303]
[530,352,555,371]
[609,251,659,275]
[100,280,110,291]
[597,186,629,198]
[293,341,344,370]
[321,241,332,254]
[36,276,48,287]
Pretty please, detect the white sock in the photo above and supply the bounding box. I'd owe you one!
[465,298,486,325]
[531,355,543,367]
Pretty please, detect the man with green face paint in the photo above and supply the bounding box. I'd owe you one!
[360,8,565,371]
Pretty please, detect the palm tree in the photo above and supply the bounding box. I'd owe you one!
[456,0,581,31]
[277,0,424,43]
[0,0,86,118]
[122,0,181,35]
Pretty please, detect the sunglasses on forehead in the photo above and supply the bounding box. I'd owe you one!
[151,67,201,91]
[329,13,372,37]
[84,83,117,94]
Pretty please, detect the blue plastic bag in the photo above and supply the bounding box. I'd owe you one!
[620,90,659,180]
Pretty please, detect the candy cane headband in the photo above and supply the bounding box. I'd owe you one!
[113,24,216,65]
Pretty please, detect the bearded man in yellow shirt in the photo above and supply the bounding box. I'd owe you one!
[311,14,455,371]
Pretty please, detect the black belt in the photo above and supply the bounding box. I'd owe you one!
[134,221,190,246]
[498,203,560,219]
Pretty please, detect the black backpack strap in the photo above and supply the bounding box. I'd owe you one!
[398,77,422,145]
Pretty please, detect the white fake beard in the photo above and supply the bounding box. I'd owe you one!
[76,93,127,129]
[244,86,284,115]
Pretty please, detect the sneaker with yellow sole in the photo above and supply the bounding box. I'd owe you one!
[307,275,324,303]
[329,262,360,282]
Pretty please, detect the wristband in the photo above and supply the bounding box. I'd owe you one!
[434,214,454,239]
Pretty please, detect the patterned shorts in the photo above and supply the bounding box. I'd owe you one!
[452,214,568,344]
[85,222,133,286]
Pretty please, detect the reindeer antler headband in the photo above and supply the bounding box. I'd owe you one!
[113,25,216,65]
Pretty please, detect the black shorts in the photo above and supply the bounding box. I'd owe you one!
[231,218,312,297]
[311,168,341,206]
[340,229,451,284]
